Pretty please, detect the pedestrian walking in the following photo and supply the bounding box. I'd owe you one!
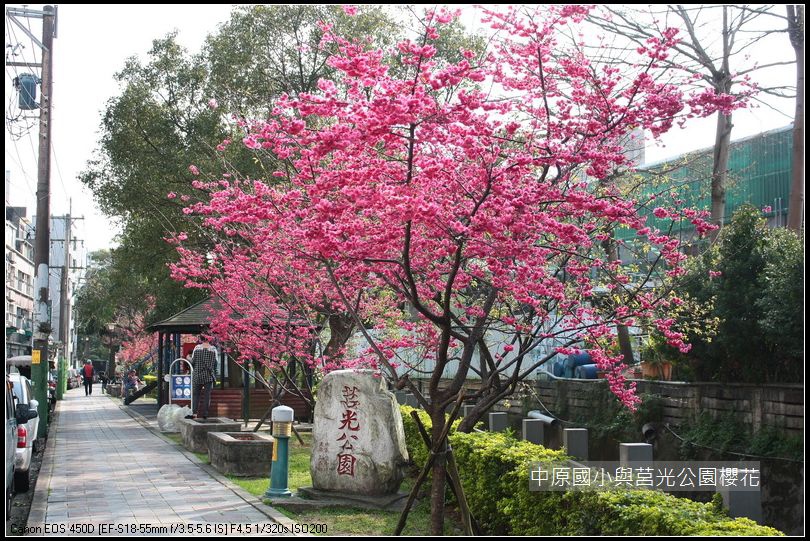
[189,335,217,419]
[82,360,95,396]
[99,371,108,393]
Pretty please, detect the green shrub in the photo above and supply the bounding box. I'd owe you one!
[680,412,803,462]
[560,490,779,536]
[400,406,782,536]
[400,406,432,469]
[143,374,158,398]
[661,205,803,383]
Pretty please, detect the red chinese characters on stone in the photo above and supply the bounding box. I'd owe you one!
[337,432,358,451]
[337,385,361,476]
[340,385,360,409]
[337,453,357,476]
[339,409,360,431]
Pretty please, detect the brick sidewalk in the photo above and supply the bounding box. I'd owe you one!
[28,386,287,533]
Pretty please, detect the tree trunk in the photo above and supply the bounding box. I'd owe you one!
[616,324,635,365]
[710,109,733,240]
[228,355,243,387]
[323,313,355,360]
[601,236,635,364]
[787,5,805,232]
[456,405,479,433]
[429,408,448,535]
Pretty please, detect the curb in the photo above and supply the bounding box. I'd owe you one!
[117,402,298,530]
[26,402,61,531]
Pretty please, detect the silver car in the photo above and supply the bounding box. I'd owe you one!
[5,376,17,517]
[9,373,40,492]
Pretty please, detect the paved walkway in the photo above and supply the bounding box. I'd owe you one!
[29,386,286,534]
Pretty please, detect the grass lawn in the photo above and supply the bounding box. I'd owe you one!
[227,432,311,497]
[228,431,457,535]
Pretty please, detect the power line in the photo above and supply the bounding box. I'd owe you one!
[5,144,37,198]
[51,141,70,201]
[4,11,42,140]
[5,66,39,137]
[24,126,40,181]
[6,13,69,205]
[663,423,803,464]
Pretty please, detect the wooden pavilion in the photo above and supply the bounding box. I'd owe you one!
[145,297,312,421]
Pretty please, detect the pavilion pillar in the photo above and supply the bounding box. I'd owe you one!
[219,345,225,390]
[243,359,251,424]
[157,332,164,407]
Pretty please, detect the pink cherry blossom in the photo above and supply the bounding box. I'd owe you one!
[168,6,749,412]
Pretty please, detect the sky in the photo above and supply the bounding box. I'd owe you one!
[5,4,234,253]
[4,4,797,254]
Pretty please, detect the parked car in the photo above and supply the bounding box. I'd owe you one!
[9,373,43,492]
[9,373,41,492]
[5,376,16,518]
[5,373,38,506]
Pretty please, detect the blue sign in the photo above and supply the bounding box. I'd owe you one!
[171,375,192,400]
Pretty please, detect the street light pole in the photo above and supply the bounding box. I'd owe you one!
[103,324,120,382]
[108,343,117,380]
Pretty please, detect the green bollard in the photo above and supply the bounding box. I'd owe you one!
[264,405,293,498]
[57,356,65,400]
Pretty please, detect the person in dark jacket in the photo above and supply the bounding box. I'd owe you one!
[190,336,217,419]
[82,360,95,396]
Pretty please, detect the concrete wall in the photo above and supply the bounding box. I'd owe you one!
[533,379,803,438]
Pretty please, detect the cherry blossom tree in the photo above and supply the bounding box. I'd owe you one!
[115,311,156,372]
[117,332,155,371]
[170,221,368,406]
[169,5,745,533]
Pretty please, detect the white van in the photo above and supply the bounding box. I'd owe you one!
[9,373,41,492]
[4,373,39,515]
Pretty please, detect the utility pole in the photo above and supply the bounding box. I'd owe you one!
[57,202,71,401]
[28,5,56,437]
[54,205,84,400]
[58,246,67,400]
[787,5,805,232]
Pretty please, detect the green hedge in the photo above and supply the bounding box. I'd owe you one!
[400,406,781,536]
[143,375,158,399]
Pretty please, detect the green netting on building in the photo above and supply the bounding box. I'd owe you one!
[617,125,793,240]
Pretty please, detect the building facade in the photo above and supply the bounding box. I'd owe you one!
[45,215,86,368]
[5,206,35,358]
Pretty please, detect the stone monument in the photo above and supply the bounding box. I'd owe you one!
[310,369,408,496]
